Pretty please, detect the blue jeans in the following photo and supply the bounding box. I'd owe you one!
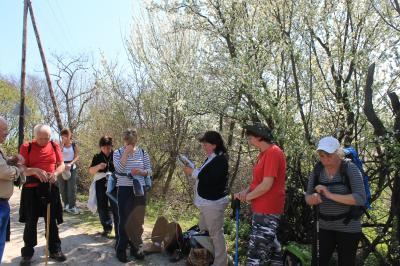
[0,200,10,263]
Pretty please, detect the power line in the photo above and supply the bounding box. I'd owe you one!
[45,0,73,51]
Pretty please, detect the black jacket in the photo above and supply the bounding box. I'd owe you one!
[197,154,228,200]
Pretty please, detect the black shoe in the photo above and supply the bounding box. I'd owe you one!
[169,249,183,262]
[130,244,145,260]
[101,230,112,237]
[116,250,128,263]
[49,251,67,262]
[20,256,32,266]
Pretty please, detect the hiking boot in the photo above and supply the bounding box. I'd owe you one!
[20,256,32,266]
[67,206,80,214]
[49,251,67,262]
[144,242,162,254]
[116,250,128,263]
[63,204,69,212]
[130,244,145,260]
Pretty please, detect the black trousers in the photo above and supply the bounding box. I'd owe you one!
[115,186,146,252]
[95,178,113,232]
[20,187,61,257]
[319,228,362,266]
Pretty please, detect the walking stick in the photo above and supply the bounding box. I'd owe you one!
[45,182,51,266]
[231,197,241,266]
[311,204,320,266]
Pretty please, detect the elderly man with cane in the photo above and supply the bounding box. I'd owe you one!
[0,116,26,263]
[19,124,66,265]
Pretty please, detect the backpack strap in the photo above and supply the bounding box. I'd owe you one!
[312,161,324,190]
[28,141,57,154]
[339,159,352,193]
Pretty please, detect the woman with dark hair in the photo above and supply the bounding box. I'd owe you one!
[234,122,286,266]
[183,131,229,266]
[88,136,115,237]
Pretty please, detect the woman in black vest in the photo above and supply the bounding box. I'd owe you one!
[183,131,229,266]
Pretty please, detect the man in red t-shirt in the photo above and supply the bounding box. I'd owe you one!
[19,124,66,264]
[234,122,286,266]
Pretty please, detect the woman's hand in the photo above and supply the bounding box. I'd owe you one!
[306,193,322,205]
[131,168,147,176]
[234,190,248,202]
[124,145,135,155]
[98,162,107,170]
[315,185,332,199]
[183,166,193,176]
[65,164,72,171]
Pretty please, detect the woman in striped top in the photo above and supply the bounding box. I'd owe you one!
[113,129,152,263]
[305,136,366,266]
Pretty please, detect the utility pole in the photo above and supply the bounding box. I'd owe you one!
[27,0,64,131]
[18,0,29,149]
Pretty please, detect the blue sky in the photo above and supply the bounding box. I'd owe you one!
[0,0,140,79]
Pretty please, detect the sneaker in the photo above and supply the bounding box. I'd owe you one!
[20,256,32,266]
[116,250,128,263]
[67,206,80,214]
[63,204,69,212]
[49,251,67,262]
[130,244,145,260]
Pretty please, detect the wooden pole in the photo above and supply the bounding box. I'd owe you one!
[27,0,64,132]
[18,0,29,149]
[45,183,51,265]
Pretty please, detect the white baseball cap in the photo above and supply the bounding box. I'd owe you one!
[317,136,340,154]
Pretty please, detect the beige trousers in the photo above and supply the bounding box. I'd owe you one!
[199,203,228,266]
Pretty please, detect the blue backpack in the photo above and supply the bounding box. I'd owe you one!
[343,147,372,209]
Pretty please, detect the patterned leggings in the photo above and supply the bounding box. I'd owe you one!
[246,213,283,266]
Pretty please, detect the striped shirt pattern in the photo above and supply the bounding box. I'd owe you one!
[113,146,152,187]
[306,161,366,233]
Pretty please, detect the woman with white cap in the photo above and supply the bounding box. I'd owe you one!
[305,136,366,266]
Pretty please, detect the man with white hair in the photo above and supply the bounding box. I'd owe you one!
[0,117,25,263]
[19,124,66,264]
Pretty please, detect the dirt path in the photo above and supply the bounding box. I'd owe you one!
[2,189,186,266]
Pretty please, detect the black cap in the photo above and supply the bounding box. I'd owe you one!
[245,122,273,142]
[199,131,221,144]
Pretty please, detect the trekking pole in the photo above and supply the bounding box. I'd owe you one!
[315,205,319,266]
[231,197,241,266]
[45,182,51,266]
[311,204,320,266]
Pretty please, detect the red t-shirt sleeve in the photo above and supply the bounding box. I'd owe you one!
[19,143,30,166]
[262,148,280,179]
